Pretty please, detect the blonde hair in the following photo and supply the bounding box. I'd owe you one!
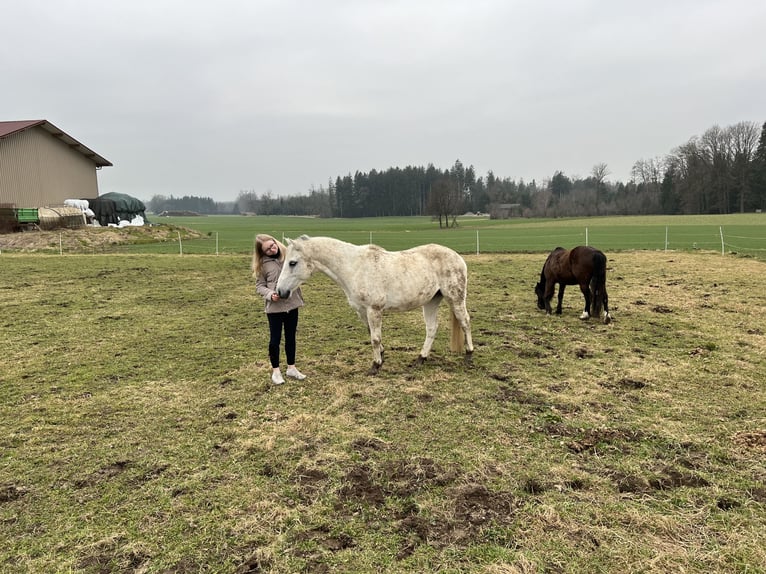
[252,234,287,278]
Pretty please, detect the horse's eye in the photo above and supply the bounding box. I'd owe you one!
[289,261,297,267]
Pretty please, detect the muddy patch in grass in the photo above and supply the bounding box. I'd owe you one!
[74,460,132,488]
[495,385,553,409]
[732,429,766,452]
[542,424,646,454]
[0,484,28,503]
[337,457,460,508]
[599,377,647,390]
[396,483,519,558]
[610,465,710,494]
[293,466,330,501]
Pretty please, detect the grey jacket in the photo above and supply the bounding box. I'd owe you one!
[255,255,304,314]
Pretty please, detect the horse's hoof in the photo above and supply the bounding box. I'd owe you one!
[579,312,590,320]
[464,351,474,364]
[412,356,426,367]
[368,362,382,375]
[603,314,612,325]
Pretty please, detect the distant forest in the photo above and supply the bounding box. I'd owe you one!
[147,120,766,221]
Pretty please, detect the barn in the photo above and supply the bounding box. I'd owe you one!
[0,120,112,227]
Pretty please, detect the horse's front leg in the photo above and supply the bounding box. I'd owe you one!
[357,308,384,364]
[365,307,384,375]
[579,282,591,320]
[544,284,556,315]
[555,284,566,315]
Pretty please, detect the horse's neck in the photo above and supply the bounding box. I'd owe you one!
[304,238,361,295]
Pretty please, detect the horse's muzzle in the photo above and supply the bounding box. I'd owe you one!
[277,289,291,299]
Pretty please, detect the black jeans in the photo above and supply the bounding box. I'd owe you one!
[267,308,299,368]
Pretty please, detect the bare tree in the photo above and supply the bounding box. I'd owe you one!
[427,178,463,228]
[699,125,733,213]
[728,121,760,212]
[591,163,610,214]
[631,158,664,213]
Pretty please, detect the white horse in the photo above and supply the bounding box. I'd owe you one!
[275,235,474,374]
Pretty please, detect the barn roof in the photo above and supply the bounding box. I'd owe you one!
[0,119,112,167]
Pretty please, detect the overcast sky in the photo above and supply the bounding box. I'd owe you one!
[4,0,765,202]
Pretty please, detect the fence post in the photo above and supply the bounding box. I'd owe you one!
[215,232,219,255]
[476,230,480,255]
[665,226,668,252]
[585,227,589,246]
[178,231,183,256]
[720,226,725,256]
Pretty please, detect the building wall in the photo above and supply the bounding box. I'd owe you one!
[0,127,100,208]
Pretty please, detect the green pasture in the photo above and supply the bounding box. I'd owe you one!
[126,213,766,259]
[1,251,765,572]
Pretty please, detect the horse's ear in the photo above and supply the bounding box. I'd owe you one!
[284,237,293,246]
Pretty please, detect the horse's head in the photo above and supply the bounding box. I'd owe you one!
[276,236,314,298]
[534,281,546,310]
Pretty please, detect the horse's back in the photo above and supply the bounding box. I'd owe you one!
[571,246,606,269]
[569,246,607,283]
[407,244,468,295]
[544,247,576,283]
[545,246,605,284]
[351,243,467,308]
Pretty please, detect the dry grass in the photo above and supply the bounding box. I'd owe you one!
[1,251,765,573]
[0,224,202,253]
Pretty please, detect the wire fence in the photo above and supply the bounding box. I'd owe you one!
[3,223,766,261]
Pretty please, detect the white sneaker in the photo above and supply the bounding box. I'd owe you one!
[271,371,285,385]
[286,367,306,380]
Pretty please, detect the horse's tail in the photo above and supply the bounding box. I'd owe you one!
[590,250,607,318]
[450,310,465,353]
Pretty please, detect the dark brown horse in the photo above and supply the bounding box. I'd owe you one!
[535,246,612,324]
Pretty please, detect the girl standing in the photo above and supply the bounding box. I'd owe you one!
[253,234,307,384]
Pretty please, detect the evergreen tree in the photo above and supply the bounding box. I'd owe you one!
[752,121,766,211]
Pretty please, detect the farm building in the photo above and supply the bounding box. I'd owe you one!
[0,119,112,210]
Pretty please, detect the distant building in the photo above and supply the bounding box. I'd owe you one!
[0,120,112,208]
[490,203,522,219]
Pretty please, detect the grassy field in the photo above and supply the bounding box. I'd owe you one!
[115,213,766,259]
[1,250,765,573]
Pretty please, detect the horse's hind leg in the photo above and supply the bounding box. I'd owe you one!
[602,288,612,324]
[415,296,441,365]
[579,282,591,320]
[450,300,474,363]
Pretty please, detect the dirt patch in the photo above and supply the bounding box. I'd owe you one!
[0,484,27,503]
[0,224,203,252]
[395,482,519,558]
[74,460,131,488]
[542,424,645,453]
[599,377,647,390]
[732,429,766,451]
[610,465,710,494]
[337,465,387,506]
[292,466,330,501]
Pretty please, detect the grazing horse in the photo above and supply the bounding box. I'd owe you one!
[275,235,474,374]
[535,246,612,324]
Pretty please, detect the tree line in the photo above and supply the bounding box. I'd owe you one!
[147,120,766,220]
